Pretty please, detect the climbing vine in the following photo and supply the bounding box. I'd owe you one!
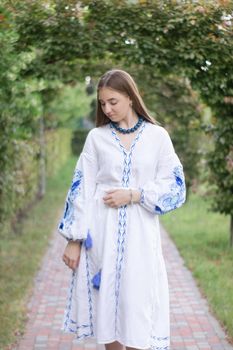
[1,0,233,241]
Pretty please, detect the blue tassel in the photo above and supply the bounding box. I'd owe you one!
[91,270,101,290]
[84,230,93,250]
[155,205,163,215]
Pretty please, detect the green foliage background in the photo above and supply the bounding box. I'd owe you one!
[0,0,233,236]
[0,1,233,348]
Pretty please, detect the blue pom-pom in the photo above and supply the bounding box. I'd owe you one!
[84,230,93,250]
[91,270,101,290]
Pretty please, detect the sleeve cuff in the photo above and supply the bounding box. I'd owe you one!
[66,237,83,244]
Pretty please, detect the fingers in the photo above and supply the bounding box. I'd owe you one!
[103,194,115,206]
[103,194,114,201]
[105,189,117,194]
[103,189,127,208]
[103,189,119,207]
[103,198,119,208]
[70,257,80,271]
[62,254,79,271]
[62,254,69,266]
[103,189,118,201]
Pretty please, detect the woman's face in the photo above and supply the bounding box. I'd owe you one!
[98,87,132,122]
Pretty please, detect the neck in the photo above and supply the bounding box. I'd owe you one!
[118,111,139,129]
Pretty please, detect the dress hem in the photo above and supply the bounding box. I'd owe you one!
[96,338,150,349]
[63,329,169,350]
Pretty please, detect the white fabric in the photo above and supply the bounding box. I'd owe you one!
[58,121,186,350]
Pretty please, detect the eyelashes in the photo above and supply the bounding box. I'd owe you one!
[100,102,117,107]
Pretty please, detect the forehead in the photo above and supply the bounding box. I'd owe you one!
[98,87,127,100]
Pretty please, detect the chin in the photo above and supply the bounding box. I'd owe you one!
[108,115,118,122]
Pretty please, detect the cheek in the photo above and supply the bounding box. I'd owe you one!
[121,102,130,113]
[115,102,128,112]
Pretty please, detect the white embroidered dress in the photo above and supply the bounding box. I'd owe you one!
[58,121,186,350]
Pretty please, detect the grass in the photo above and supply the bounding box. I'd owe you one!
[162,193,233,341]
[0,156,77,350]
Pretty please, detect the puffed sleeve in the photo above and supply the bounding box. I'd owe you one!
[139,128,186,214]
[58,129,98,241]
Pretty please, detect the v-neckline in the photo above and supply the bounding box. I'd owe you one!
[109,120,146,155]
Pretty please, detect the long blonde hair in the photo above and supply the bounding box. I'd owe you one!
[96,69,156,126]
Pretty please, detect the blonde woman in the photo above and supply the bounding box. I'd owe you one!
[58,69,186,350]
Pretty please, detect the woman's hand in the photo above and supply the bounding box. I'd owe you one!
[62,241,82,271]
[103,189,140,208]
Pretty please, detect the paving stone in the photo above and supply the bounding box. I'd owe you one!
[14,225,233,350]
[35,335,48,342]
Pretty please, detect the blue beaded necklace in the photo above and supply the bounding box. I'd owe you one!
[110,116,144,134]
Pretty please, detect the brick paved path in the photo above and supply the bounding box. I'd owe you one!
[14,224,233,350]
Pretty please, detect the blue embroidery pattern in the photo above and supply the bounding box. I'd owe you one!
[58,168,83,237]
[80,246,94,339]
[151,336,170,350]
[155,165,185,215]
[110,121,146,333]
[62,237,94,339]
[62,269,76,333]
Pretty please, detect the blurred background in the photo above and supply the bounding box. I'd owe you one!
[0,0,232,348]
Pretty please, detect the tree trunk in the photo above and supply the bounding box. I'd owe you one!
[230,215,233,247]
[38,116,46,198]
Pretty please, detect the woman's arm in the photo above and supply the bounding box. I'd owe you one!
[58,129,98,241]
[137,128,186,215]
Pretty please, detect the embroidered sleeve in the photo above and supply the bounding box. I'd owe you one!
[139,129,186,215]
[58,129,98,241]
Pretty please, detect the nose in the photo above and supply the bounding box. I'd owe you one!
[104,103,112,114]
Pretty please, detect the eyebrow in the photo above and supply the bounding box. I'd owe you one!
[99,98,117,102]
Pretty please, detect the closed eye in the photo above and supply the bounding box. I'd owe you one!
[100,102,117,107]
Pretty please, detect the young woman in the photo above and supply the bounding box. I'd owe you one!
[58,69,186,350]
